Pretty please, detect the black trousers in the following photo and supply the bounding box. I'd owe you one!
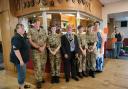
[64,52,77,78]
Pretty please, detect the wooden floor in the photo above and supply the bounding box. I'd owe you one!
[0,59,128,89]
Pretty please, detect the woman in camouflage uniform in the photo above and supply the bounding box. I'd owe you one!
[86,24,97,78]
[77,25,87,78]
[47,26,61,83]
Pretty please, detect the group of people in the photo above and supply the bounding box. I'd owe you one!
[10,18,105,89]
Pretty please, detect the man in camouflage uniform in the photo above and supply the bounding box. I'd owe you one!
[28,18,47,88]
[77,25,87,78]
[47,26,61,83]
[86,24,97,78]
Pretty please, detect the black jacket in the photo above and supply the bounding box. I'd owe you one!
[10,33,30,65]
[61,34,79,56]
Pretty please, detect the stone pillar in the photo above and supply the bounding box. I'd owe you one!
[42,12,47,32]
[76,11,80,33]
[0,0,18,71]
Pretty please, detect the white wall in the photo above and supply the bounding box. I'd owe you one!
[115,21,128,38]
[102,0,128,30]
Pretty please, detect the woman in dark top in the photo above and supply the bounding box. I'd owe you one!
[10,24,30,89]
[114,27,124,59]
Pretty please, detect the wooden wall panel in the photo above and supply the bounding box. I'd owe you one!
[48,0,102,19]
[0,0,9,12]
[13,0,102,19]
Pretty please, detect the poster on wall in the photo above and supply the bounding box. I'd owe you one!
[61,21,68,29]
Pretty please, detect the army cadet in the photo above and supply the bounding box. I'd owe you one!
[77,25,87,78]
[47,26,61,83]
[86,24,97,78]
[28,18,47,88]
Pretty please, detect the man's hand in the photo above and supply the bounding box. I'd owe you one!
[51,51,56,55]
[82,50,86,56]
[53,49,58,55]
[64,54,68,59]
[75,53,78,58]
[39,47,44,52]
[88,49,92,52]
[20,60,24,66]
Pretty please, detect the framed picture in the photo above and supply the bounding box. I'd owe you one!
[61,21,68,29]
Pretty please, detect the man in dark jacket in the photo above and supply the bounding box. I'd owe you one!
[61,25,79,82]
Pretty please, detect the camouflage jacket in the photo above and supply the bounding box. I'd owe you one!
[27,27,47,47]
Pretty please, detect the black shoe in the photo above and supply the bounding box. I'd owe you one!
[24,84,31,88]
[91,71,96,78]
[36,82,42,89]
[95,70,102,73]
[82,71,88,77]
[0,67,4,70]
[88,70,92,76]
[116,56,119,59]
[78,72,83,78]
[65,77,69,82]
[41,79,45,83]
[51,76,55,84]
[55,76,60,83]
[72,77,79,81]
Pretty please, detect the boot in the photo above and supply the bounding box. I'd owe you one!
[82,71,88,77]
[36,81,42,89]
[65,77,69,82]
[51,76,55,84]
[89,70,92,76]
[41,79,45,83]
[85,70,89,77]
[96,70,102,73]
[55,76,60,83]
[91,70,95,78]
[72,76,79,81]
[78,72,83,78]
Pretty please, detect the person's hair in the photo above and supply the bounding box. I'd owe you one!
[114,27,118,30]
[87,23,94,28]
[86,24,94,35]
[77,25,83,30]
[29,17,40,24]
[94,21,100,25]
[14,24,23,34]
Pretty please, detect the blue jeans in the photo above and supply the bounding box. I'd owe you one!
[115,42,122,58]
[16,64,26,85]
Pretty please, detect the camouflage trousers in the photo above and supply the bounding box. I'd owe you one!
[32,49,47,82]
[49,51,61,76]
[86,51,96,71]
[77,54,86,72]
